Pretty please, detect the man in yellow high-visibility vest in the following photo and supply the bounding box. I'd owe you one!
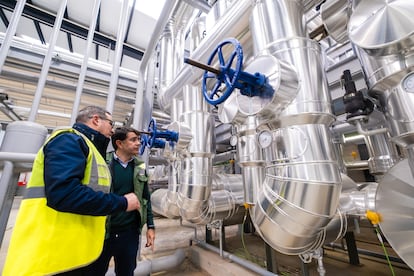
[3,106,141,276]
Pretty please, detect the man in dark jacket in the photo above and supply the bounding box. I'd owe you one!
[3,106,140,276]
[88,126,155,276]
[44,106,140,215]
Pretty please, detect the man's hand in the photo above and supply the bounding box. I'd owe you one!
[145,228,155,251]
[123,193,140,211]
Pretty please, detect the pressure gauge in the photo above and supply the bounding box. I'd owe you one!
[229,135,238,146]
[258,130,272,148]
[402,73,414,93]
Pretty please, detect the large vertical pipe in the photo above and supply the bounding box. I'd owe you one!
[0,0,27,72]
[236,116,265,205]
[248,0,341,255]
[175,6,212,221]
[150,2,197,220]
[105,0,130,113]
[71,0,101,124]
[158,20,176,92]
[28,0,67,122]
[133,0,179,130]
[177,85,215,221]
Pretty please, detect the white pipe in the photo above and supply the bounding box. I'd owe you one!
[0,0,27,72]
[28,0,67,121]
[355,120,388,136]
[71,0,101,124]
[106,0,130,113]
[343,160,369,170]
[0,34,138,80]
[0,152,36,162]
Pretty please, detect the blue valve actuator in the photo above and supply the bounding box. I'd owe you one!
[139,134,167,156]
[183,38,275,106]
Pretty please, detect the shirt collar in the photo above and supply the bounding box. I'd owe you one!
[113,152,134,168]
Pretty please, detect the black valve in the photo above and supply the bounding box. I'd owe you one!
[341,70,373,119]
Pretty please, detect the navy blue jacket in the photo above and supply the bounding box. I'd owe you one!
[43,123,127,215]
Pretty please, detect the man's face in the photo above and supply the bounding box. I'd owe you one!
[118,132,140,157]
[97,114,115,138]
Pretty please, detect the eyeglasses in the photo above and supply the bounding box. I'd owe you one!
[101,118,115,127]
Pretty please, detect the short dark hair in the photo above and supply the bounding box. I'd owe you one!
[111,126,140,150]
[76,106,111,123]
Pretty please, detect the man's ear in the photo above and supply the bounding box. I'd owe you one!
[115,139,123,148]
[90,114,100,127]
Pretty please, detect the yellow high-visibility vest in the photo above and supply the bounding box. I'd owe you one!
[3,128,111,276]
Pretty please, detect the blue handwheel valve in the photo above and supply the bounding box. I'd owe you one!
[184,38,273,105]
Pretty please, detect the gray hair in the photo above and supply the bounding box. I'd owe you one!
[76,105,111,123]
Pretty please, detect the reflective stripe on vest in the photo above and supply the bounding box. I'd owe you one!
[24,152,109,199]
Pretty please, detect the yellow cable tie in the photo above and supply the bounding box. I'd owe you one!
[366,210,381,226]
[243,202,254,209]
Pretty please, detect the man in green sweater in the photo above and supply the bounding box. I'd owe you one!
[88,126,155,275]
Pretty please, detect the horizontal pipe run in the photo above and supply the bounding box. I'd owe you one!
[0,152,36,162]
[196,240,278,276]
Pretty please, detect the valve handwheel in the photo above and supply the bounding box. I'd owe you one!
[139,135,148,155]
[202,38,243,105]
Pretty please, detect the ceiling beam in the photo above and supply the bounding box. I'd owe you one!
[122,0,136,64]
[95,6,101,60]
[63,7,73,53]
[32,16,46,44]
[26,0,45,44]
[0,0,144,60]
[0,8,9,27]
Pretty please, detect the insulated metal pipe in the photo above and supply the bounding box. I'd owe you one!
[153,173,244,224]
[247,0,341,255]
[133,0,179,130]
[155,2,210,221]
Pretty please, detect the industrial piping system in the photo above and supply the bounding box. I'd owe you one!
[0,0,414,275]
[144,0,414,272]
